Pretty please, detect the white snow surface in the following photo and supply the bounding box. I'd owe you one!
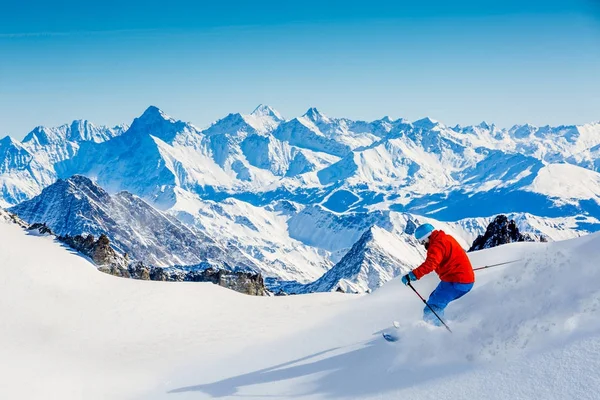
[168,189,331,282]
[2,212,600,399]
[527,163,600,201]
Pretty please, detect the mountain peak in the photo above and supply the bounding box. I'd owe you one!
[250,104,283,121]
[66,174,96,187]
[298,225,415,294]
[412,117,440,130]
[22,126,53,145]
[510,123,537,139]
[478,121,491,130]
[303,107,330,124]
[128,106,185,143]
[63,175,111,200]
[469,215,536,251]
[0,135,18,147]
[139,106,172,123]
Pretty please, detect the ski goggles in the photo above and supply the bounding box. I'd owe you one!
[419,237,430,246]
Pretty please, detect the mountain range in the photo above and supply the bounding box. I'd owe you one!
[2,105,599,292]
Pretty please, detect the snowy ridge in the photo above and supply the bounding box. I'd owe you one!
[9,175,257,270]
[527,163,600,201]
[168,190,332,282]
[0,120,126,206]
[298,226,421,293]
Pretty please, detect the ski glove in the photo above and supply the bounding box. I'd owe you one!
[401,271,417,285]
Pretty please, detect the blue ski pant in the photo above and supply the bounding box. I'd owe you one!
[423,281,474,325]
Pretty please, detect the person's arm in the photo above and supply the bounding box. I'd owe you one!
[412,240,445,280]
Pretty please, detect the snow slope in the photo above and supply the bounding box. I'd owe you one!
[168,190,332,282]
[2,211,600,399]
[527,163,600,202]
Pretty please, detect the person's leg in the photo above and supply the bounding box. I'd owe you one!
[423,282,474,325]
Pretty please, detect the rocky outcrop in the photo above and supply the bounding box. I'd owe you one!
[98,262,267,296]
[23,220,267,296]
[469,215,536,251]
[28,222,53,234]
[404,219,418,235]
[59,233,127,267]
[1,209,28,228]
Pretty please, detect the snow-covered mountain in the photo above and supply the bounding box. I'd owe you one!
[0,120,126,207]
[0,136,57,206]
[1,105,599,292]
[294,226,422,294]
[9,175,257,270]
[168,191,333,283]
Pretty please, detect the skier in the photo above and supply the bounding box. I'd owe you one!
[401,223,474,326]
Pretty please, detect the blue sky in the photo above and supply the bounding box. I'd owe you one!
[1,0,599,138]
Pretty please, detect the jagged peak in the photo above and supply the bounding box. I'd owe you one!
[221,112,246,123]
[22,125,57,145]
[356,225,376,244]
[303,107,330,123]
[412,117,440,130]
[138,106,174,123]
[50,175,112,201]
[510,123,536,131]
[70,119,93,129]
[509,123,538,139]
[66,174,95,186]
[127,106,189,143]
[469,214,536,251]
[0,135,19,147]
[478,121,491,130]
[21,119,125,145]
[250,104,283,121]
[203,112,255,136]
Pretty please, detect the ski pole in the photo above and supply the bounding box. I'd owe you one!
[473,259,521,272]
[407,282,452,333]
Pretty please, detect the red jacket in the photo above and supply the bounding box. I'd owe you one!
[412,230,475,284]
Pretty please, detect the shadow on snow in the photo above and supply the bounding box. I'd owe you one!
[168,335,470,398]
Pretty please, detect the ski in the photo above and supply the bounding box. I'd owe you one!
[382,332,400,342]
[381,321,401,342]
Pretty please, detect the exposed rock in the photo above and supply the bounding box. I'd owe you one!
[469,215,536,251]
[98,261,267,296]
[58,233,127,268]
[28,222,53,235]
[2,211,268,296]
[4,211,269,296]
[0,209,28,228]
[404,219,418,235]
[97,264,131,278]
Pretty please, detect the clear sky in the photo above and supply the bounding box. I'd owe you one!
[1,0,599,138]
